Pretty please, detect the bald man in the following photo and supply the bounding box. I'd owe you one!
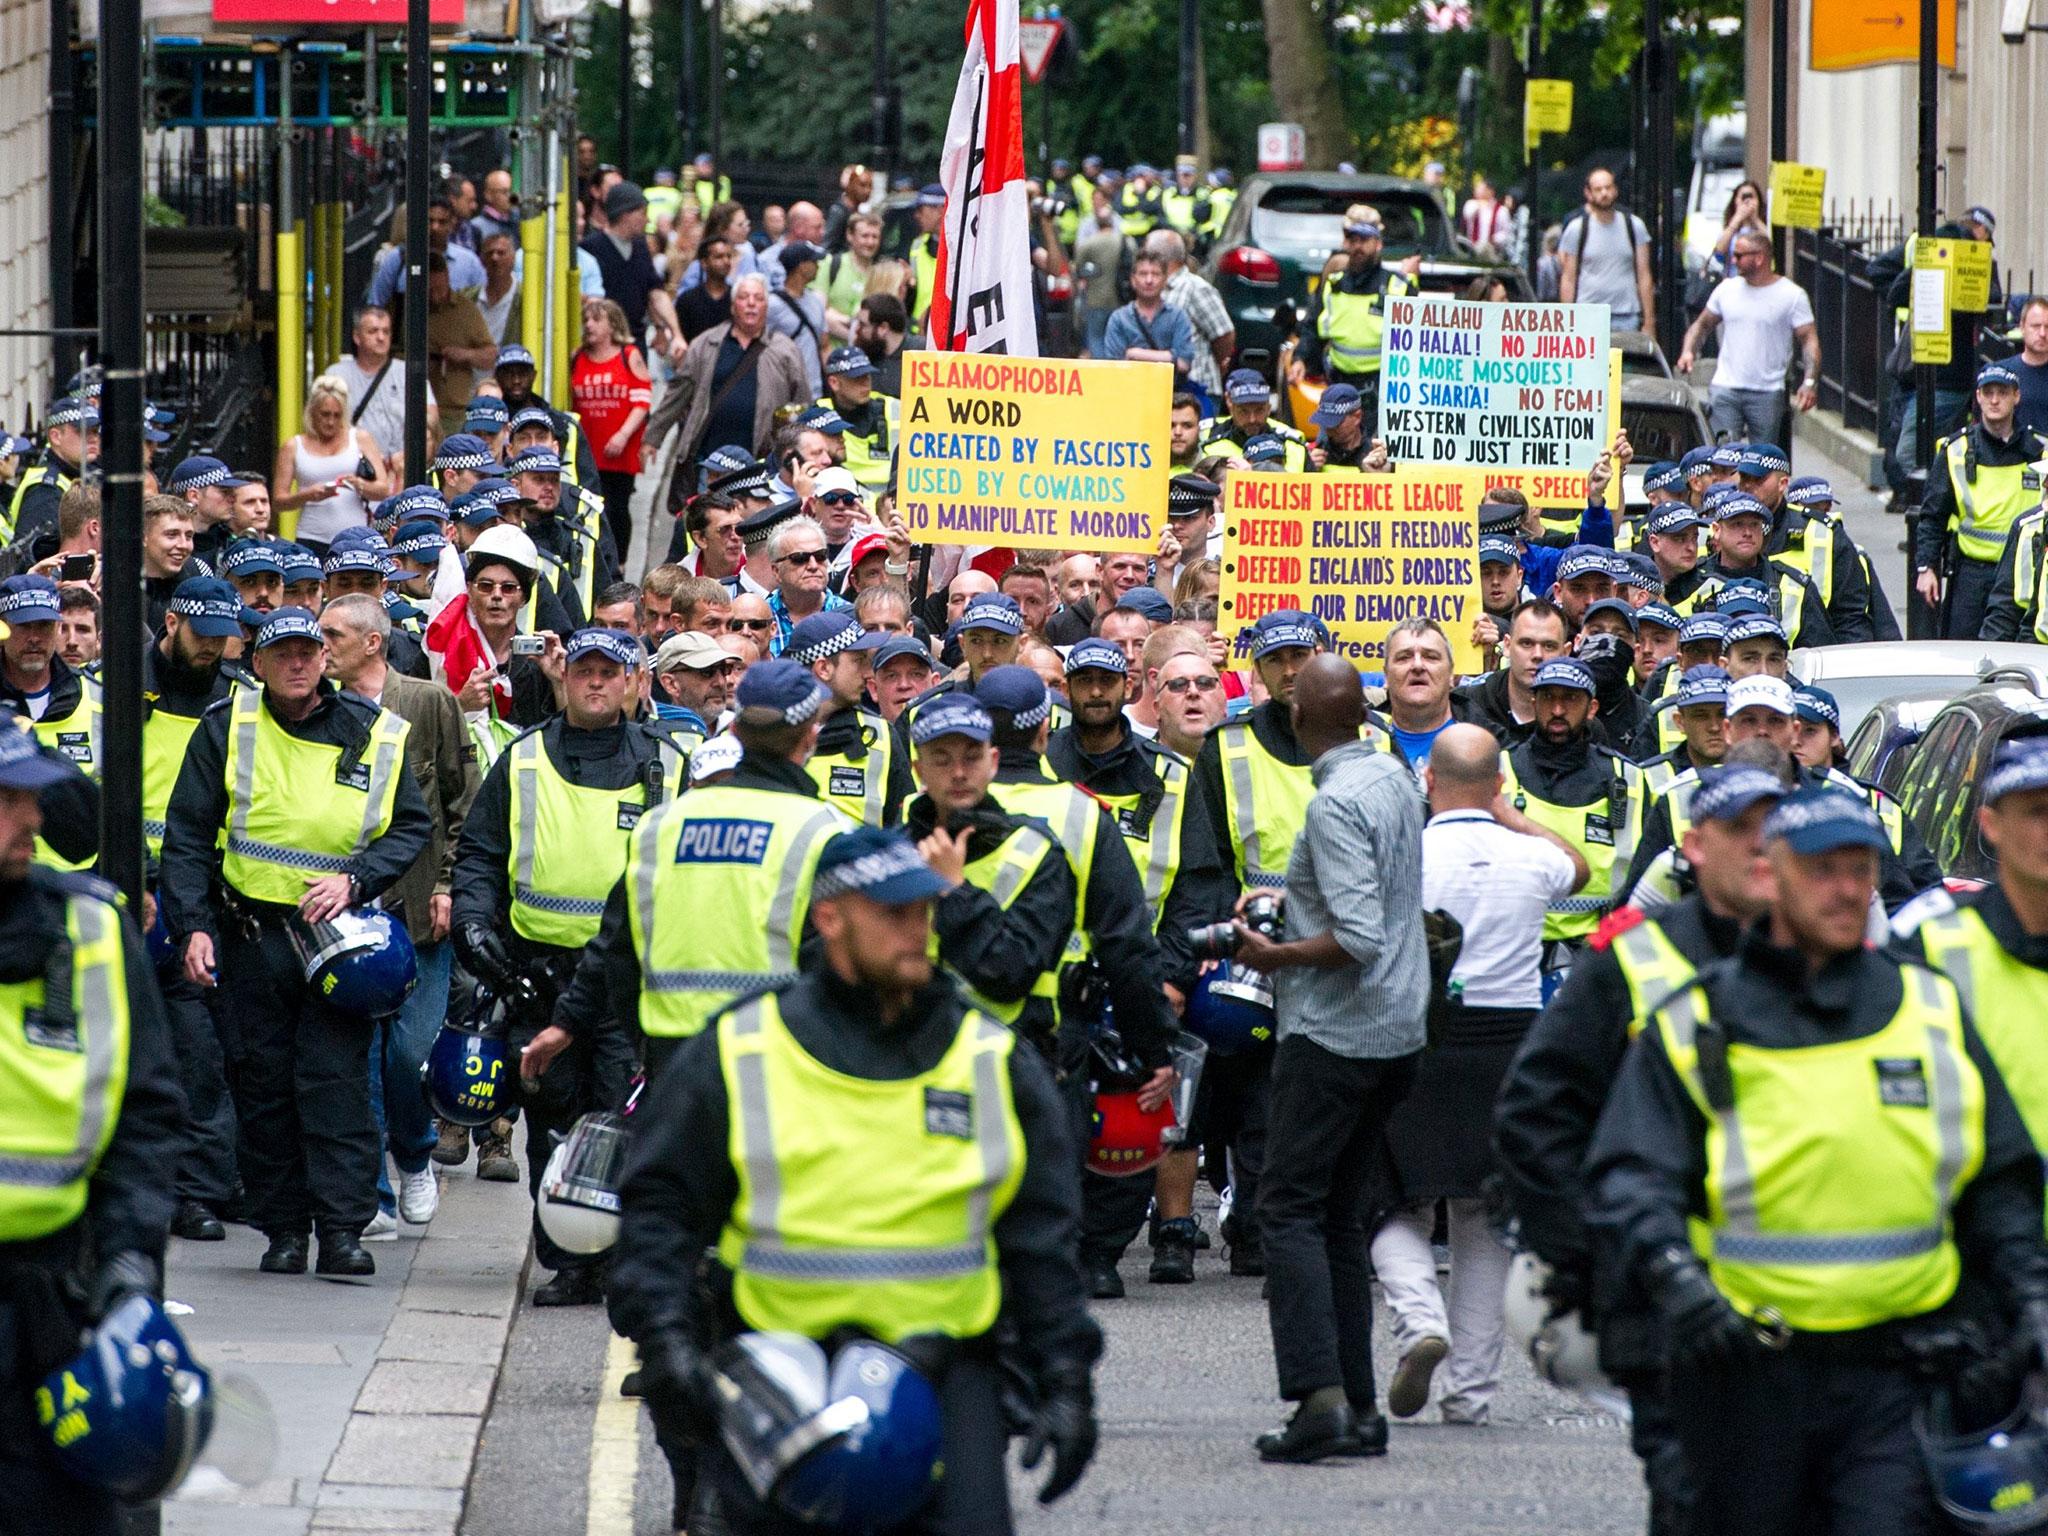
[1229,653,1431,1464]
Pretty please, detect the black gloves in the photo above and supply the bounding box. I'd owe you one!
[457,923,514,990]
[638,1332,716,1438]
[88,1251,162,1323]
[1643,1246,1755,1368]
[1020,1361,1097,1506]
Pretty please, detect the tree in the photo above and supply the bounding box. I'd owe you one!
[1261,0,1352,165]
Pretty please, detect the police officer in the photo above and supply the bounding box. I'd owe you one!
[0,576,103,871]
[145,578,252,1243]
[908,184,946,336]
[429,432,500,503]
[495,346,599,487]
[0,728,187,1532]
[1198,369,1310,470]
[546,660,853,1085]
[1916,363,2047,639]
[452,627,667,1306]
[904,695,1077,1066]
[1636,663,1731,805]
[160,607,432,1278]
[1781,474,1896,642]
[1900,736,2048,1179]
[1307,385,1377,471]
[5,395,97,544]
[1639,502,1710,613]
[1288,205,1420,441]
[1586,787,2048,1535]
[608,824,1100,1534]
[1203,167,1237,244]
[1978,492,2047,641]
[1161,155,1211,244]
[509,443,616,626]
[323,532,430,679]
[1497,764,1788,1535]
[1684,495,1837,646]
[899,592,1028,738]
[788,611,911,826]
[819,347,898,497]
[1500,657,1647,992]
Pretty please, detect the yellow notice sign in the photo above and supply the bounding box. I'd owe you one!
[1525,79,1574,136]
[1948,240,1993,313]
[1910,241,1952,366]
[1219,468,1490,675]
[1768,162,1827,229]
[896,355,1172,552]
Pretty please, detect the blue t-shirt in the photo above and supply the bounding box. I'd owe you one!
[1391,718,1453,768]
[2016,356,2048,440]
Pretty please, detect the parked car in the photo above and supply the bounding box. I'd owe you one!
[1619,377,1712,509]
[1789,641,2048,739]
[1614,329,1673,378]
[1892,676,2048,881]
[1843,694,1951,797]
[1204,173,1531,381]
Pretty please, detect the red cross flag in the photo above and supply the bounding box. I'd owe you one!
[927,0,1039,359]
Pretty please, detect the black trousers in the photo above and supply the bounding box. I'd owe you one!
[157,964,240,1207]
[1258,1036,1416,1405]
[597,468,637,563]
[0,1280,119,1536]
[218,919,379,1240]
[1668,1347,1930,1536]
[1615,1369,1699,1536]
[690,1354,1015,1535]
[1080,1167,1156,1267]
[518,1025,597,1276]
[1944,554,1999,640]
[1191,1045,1272,1241]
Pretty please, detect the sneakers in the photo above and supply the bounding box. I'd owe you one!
[1149,1218,1198,1284]
[432,1120,471,1167]
[363,1209,399,1242]
[1388,1336,1449,1419]
[475,1121,520,1183]
[398,1166,440,1225]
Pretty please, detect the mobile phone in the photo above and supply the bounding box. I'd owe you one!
[511,634,547,658]
[59,553,95,582]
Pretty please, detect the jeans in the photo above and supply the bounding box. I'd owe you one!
[1083,308,1115,359]
[1258,1036,1417,1405]
[1369,1198,1514,1422]
[1894,386,1969,482]
[370,937,452,1211]
[1707,385,1786,448]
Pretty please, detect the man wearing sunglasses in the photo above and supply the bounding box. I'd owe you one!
[764,514,850,656]
[804,466,880,585]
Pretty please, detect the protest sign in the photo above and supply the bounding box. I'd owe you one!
[1379,298,1613,479]
[895,355,1172,552]
[1219,468,1489,675]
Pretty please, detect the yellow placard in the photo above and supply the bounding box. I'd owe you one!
[1767,162,1827,230]
[1949,240,1993,313]
[1219,468,1490,676]
[1524,78,1574,137]
[1810,0,1954,71]
[895,355,1172,552]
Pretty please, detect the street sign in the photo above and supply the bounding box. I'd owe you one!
[1018,17,1064,84]
[1911,240,1952,365]
[1257,123,1307,172]
[1810,0,1955,70]
[1523,78,1572,155]
[1767,162,1828,229]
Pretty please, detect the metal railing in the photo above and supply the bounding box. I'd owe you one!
[1790,208,1908,437]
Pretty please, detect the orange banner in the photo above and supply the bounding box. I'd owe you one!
[1809,0,1954,72]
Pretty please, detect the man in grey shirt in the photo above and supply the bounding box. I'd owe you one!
[1231,654,1429,1465]
[1557,166,1655,333]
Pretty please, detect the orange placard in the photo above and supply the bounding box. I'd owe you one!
[1810,0,1955,71]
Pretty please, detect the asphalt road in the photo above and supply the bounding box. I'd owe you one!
[462,1194,1645,1536]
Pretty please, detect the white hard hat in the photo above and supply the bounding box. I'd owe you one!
[1502,1251,1628,1413]
[466,524,540,584]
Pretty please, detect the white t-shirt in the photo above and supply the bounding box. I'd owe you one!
[1706,275,1816,392]
[1421,809,1578,1010]
[1559,211,1650,326]
[321,355,409,461]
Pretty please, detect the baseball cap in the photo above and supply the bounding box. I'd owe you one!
[1678,613,1730,647]
[495,343,537,371]
[811,466,865,503]
[1242,433,1287,467]
[0,728,72,791]
[1635,601,1683,633]
[1726,675,1796,716]
[1709,443,1746,471]
[0,576,60,625]
[1985,738,2048,805]
[910,695,994,746]
[975,665,1052,729]
[1224,368,1268,405]
[1793,685,1841,730]
[220,540,285,580]
[1616,555,1664,596]
[787,611,885,664]
[1556,546,1611,582]
[1116,588,1175,624]
[45,396,99,431]
[1978,362,2021,391]
[653,631,730,673]
[507,405,559,440]
[778,240,827,272]
[391,519,448,561]
[168,576,256,637]
[1478,534,1521,566]
[1064,637,1129,676]
[453,479,519,526]
[1679,447,1716,482]
[464,397,510,434]
[277,545,323,587]
[384,485,450,525]
[843,531,891,572]
[1725,614,1789,648]
[824,346,876,379]
[812,827,951,904]
[873,635,936,672]
[167,455,242,493]
[432,433,498,472]
[1642,461,1684,495]
[958,594,1025,636]
[1785,476,1835,509]
[1711,494,1772,524]
[506,446,564,478]
[603,181,647,222]
[1310,385,1362,427]
[1735,443,1790,477]
[322,533,394,576]
[1690,766,1792,823]
[1533,658,1596,695]
[916,184,947,209]
[1341,205,1382,239]
[735,658,831,725]
[1249,610,1320,660]
[565,627,641,670]
[252,606,322,649]
[1647,504,1706,536]
[1582,597,1639,631]
[1671,665,1732,710]
[1965,205,1998,233]
[1762,786,1889,854]
[1712,577,1773,613]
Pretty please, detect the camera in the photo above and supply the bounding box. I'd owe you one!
[510,634,547,658]
[1186,893,1283,961]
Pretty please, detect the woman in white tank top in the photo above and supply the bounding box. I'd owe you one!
[272,375,392,551]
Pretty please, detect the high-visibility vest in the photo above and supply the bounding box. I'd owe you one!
[1770,509,1840,607]
[805,710,896,827]
[1202,186,1237,241]
[0,891,130,1240]
[1318,270,1413,378]
[649,718,707,799]
[469,713,519,773]
[990,778,1101,970]
[1686,562,1812,641]
[27,674,104,872]
[1161,188,1206,236]
[4,458,74,541]
[625,786,849,1038]
[820,393,899,494]
[1117,184,1158,237]
[1651,961,1982,1332]
[1215,721,1313,892]
[1069,753,1190,923]
[143,695,210,861]
[505,730,657,948]
[644,185,683,227]
[1606,916,1697,1036]
[691,175,733,215]
[1944,434,2041,564]
[937,821,1063,1025]
[1501,747,1645,941]
[716,990,1024,1344]
[910,235,940,330]
[1914,898,2048,1227]
[1196,417,1310,472]
[218,688,411,905]
[1823,768,1907,855]
[2005,509,2048,640]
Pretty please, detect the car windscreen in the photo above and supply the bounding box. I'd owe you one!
[1250,187,1450,258]
[1619,403,1706,464]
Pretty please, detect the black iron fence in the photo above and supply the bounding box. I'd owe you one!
[1790,207,1910,438]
